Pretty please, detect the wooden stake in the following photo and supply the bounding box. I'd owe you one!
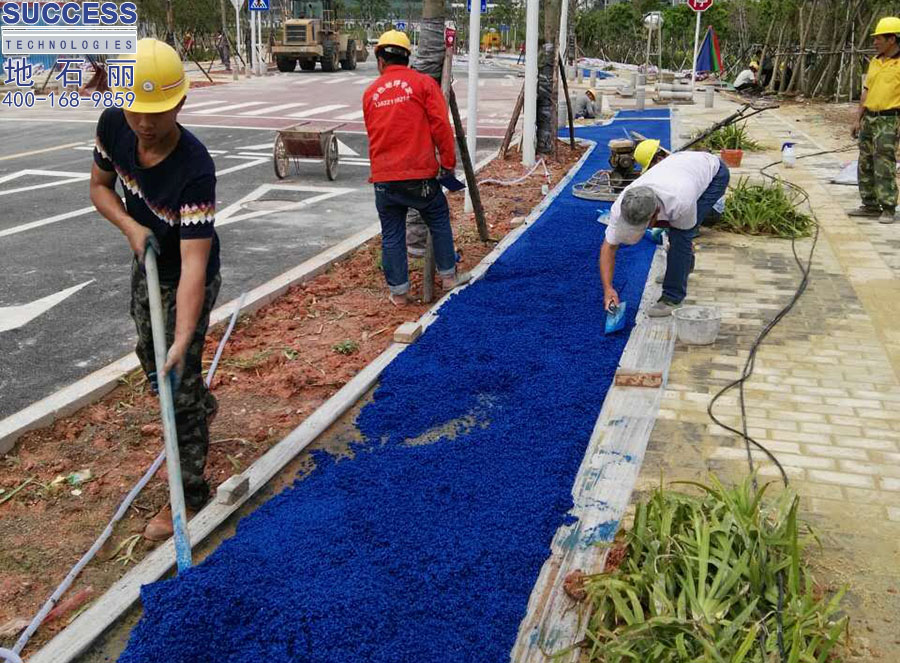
[449,88,490,242]
[500,84,525,159]
[557,53,575,150]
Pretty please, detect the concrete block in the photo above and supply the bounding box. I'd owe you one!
[394,322,422,344]
[216,474,250,505]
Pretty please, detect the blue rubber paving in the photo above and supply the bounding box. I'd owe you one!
[119,112,671,663]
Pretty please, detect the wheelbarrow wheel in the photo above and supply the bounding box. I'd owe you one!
[274,134,289,180]
[325,134,339,181]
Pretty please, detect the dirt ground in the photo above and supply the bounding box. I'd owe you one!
[0,144,586,654]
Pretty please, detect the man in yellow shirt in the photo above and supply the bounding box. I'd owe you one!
[850,17,900,224]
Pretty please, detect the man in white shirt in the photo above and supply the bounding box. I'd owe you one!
[599,140,730,317]
[733,61,759,92]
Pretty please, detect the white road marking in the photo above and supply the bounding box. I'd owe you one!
[190,101,268,115]
[235,141,277,151]
[0,142,83,162]
[292,78,317,85]
[0,206,94,239]
[182,99,226,110]
[288,104,347,118]
[0,280,94,333]
[335,110,364,120]
[354,77,375,84]
[322,75,353,85]
[214,156,270,176]
[0,169,90,197]
[337,139,359,156]
[217,183,355,227]
[240,102,308,116]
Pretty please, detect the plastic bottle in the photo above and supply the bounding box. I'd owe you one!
[782,141,797,168]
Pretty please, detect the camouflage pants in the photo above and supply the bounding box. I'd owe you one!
[858,113,900,212]
[130,261,221,510]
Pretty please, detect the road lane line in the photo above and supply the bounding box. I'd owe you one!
[190,101,268,115]
[0,142,83,162]
[287,104,347,118]
[182,99,226,110]
[240,102,308,116]
[335,110,364,120]
[322,75,353,85]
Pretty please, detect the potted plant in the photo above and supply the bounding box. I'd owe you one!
[717,123,758,168]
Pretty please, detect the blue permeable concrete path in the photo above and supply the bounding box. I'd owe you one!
[119,111,671,663]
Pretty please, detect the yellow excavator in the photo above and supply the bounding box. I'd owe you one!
[272,0,368,72]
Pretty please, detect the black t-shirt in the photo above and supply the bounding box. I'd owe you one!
[93,107,220,284]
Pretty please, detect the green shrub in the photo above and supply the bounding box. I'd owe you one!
[720,178,814,237]
[580,476,847,662]
[694,123,762,152]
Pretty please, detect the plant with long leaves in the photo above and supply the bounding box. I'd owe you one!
[576,476,847,662]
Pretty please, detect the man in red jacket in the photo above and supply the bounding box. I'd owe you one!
[363,29,464,305]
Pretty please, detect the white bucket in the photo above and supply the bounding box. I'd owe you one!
[673,306,721,345]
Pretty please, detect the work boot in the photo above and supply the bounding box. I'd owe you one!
[647,297,681,318]
[847,205,881,218]
[879,209,896,225]
[143,504,199,542]
[441,271,471,291]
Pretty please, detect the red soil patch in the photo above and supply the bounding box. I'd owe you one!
[0,144,586,653]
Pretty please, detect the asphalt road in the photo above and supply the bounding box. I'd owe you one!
[0,59,518,418]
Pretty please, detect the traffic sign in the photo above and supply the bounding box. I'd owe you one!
[228,0,243,10]
[466,0,487,13]
[248,0,268,10]
[395,20,407,30]
[687,0,713,11]
[499,24,510,32]
[445,27,457,48]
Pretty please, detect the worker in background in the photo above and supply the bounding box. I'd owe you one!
[363,30,466,306]
[89,39,221,541]
[849,16,900,225]
[574,88,597,119]
[732,61,759,93]
[599,140,730,317]
[215,30,231,71]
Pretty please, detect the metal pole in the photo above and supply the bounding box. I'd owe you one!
[558,0,568,63]
[522,0,538,166]
[250,7,257,76]
[690,10,701,94]
[143,249,192,573]
[464,0,481,213]
[257,12,264,75]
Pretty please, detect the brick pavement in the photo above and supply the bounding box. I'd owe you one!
[632,95,900,660]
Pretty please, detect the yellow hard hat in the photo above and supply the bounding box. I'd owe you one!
[376,29,412,56]
[634,139,661,170]
[873,16,900,36]
[749,60,759,69]
[115,38,189,113]
[585,89,596,99]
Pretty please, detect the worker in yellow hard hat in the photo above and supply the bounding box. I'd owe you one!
[849,16,900,223]
[599,143,729,317]
[89,38,222,540]
[733,60,760,93]
[364,30,467,305]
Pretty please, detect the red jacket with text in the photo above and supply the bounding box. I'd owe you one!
[363,64,456,183]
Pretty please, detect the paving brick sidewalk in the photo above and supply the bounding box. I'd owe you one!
[634,96,900,660]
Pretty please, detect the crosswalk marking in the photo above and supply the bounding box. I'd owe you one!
[182,99,226,110]
[354,77,375,85]
[287,104,348,118]
[191,101,267,115]
[335,109,364,120]
[292,78,317,85]
[240,102,308,116]
[322,75,353,85]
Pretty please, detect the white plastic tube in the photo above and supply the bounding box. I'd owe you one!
[522,0,539,166]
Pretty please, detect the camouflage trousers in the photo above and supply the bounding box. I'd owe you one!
[130,260,221,510]
[858,113,900,212]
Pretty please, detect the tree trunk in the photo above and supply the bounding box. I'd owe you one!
[536,0,560,156]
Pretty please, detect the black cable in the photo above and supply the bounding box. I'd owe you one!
[703,142,856,661]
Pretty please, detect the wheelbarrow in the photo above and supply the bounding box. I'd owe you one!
[273,121,345,181]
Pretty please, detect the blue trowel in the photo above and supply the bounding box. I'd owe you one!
[605,301,627,335]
